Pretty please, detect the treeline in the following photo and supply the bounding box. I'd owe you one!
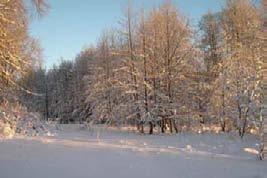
[19,0,264,137]
[19,49,94,123]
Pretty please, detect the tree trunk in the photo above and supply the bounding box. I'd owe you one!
[221,120,226,132]
[172,119,178,133]
[169,118,173,133]
[149,121,153,134]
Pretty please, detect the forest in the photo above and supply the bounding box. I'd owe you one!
[0,0,267,178]
[8,0,263,137]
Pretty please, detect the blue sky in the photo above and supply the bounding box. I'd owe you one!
[29,0,225,68]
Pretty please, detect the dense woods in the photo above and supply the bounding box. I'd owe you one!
[1,0,264,138]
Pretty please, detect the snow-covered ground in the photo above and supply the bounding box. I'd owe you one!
[0,125,266,178]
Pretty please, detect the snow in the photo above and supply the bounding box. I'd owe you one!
[0,103,55,138]
[0,125,266,178]
[1,123,15,139]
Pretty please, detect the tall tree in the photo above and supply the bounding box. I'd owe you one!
[0,0,48,95]
[199,12,222,74]
[211,0,262,136]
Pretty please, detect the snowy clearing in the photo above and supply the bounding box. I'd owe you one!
[0,125,266,178]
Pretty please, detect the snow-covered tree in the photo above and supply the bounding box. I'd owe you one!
[0,0,48,95]
[210,0,262,136]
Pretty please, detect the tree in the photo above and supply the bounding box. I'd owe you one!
[199,12,222,74]
[211,0,262,136]
[19,67,47,118]
[143,2,194,133]
[85,30,124,126]
[72,48,95,123]
[0,0,48,95]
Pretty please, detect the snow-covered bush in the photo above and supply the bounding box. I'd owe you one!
[0,101,54,138]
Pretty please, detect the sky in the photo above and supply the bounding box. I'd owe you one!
[29,0,225,68]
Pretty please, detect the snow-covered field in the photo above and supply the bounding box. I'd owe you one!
[0,125,266,178]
